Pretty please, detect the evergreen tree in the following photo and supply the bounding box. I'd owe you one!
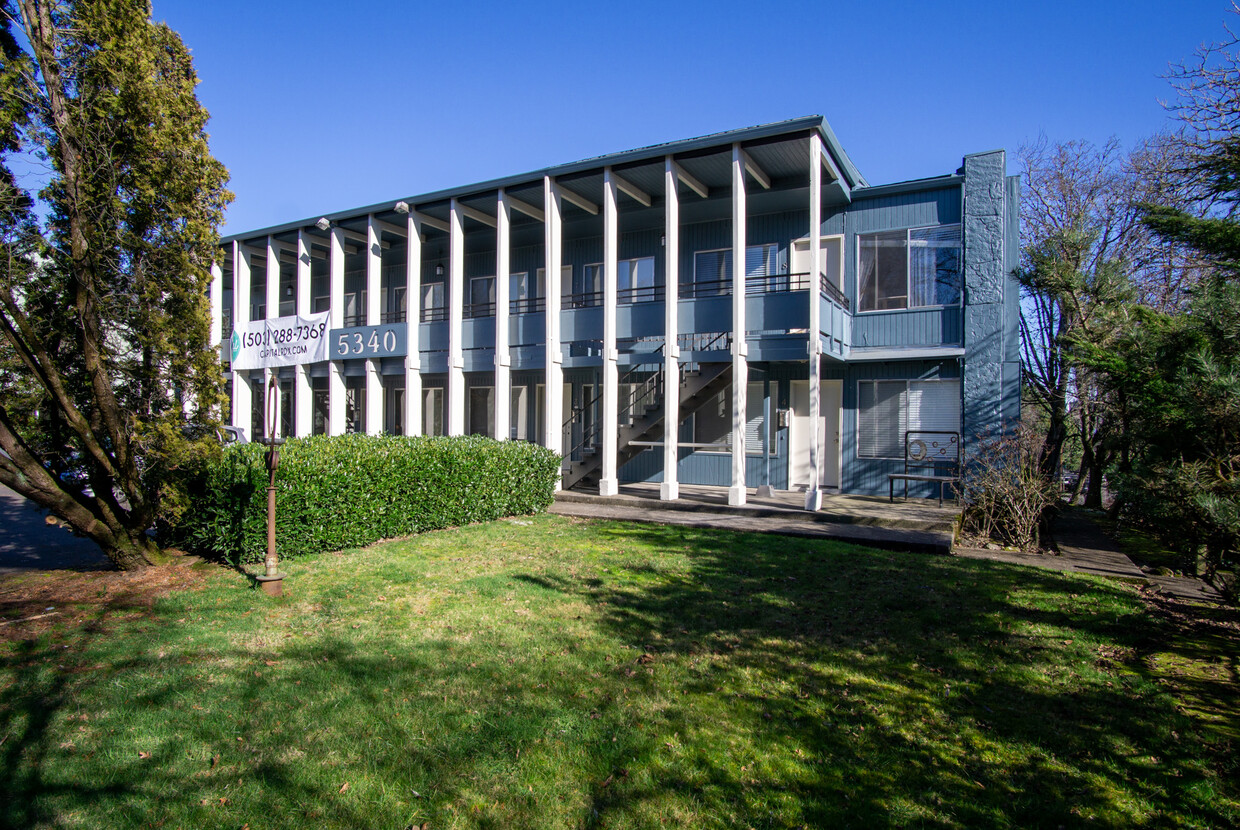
[0,0,231,569]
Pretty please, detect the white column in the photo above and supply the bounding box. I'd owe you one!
[209,261,223,349]
[366,216,382,325]
[328,225,347,435]
[495,191,512,441]
[231,241,251,434]
[404,214,423,436]
[365,216,384,435]
[365,359,383,435]
[295,230,313,437]
[729,144,748,507]
[448,199,466,436]
[543,177,564,461]
[265,236,281,439]
[806,135,825,511]
[661,158,680,501]
[599,169,620,496]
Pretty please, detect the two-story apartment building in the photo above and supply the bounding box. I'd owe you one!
[212,116,1020,507]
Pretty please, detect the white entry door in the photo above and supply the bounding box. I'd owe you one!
[790,379,841,490]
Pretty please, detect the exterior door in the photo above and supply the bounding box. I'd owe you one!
[790,379,841,490]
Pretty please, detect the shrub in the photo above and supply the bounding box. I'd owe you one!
[164,434,561,564]
[960,424,1060,552]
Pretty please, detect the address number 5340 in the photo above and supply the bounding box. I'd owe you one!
[335,329,398,356]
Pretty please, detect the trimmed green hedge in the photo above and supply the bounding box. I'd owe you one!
[167,434,560,563]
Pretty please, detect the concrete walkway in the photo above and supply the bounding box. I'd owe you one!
[551,483,957,555]
[0,484,111,575]
[553,486,1224,603]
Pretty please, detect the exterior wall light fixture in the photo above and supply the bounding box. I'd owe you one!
[314,217,331,231]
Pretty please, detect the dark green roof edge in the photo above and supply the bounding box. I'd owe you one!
[221,116,867,245]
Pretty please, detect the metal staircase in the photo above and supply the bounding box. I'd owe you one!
[561,337,734,491]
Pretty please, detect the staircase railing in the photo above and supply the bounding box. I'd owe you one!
[562,345,665,465]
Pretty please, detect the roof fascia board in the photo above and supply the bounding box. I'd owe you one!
[222,116,859,244]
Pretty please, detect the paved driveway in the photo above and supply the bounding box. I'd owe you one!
[0,484,111,574]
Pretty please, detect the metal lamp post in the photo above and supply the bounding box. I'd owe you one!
[255,376,287,596]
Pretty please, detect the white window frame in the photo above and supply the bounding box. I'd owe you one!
[856,378,961,460]
[618,256,657,303]
[421,282,445,321]
[855,224,963,314]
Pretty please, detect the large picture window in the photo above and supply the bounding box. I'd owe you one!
[858,379,960,459]
[857,225,961,311]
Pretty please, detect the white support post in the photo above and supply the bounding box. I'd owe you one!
[365,358,383,434]
[366,215,382,326]
[209,262,223,349]
[328,226,347,436]
[404,214,423,436]
[495,191,512,440]
[661,157,680,501]
[295,230,313,437]
[231,241,251,434]
[366,215,384,435]
[729,144,748,507]
[806,134,825,511]
[600,169,620,496]
[448,199,466,436]
[265,237,281,439]
[543,177,564,462]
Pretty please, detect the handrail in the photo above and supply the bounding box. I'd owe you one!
[820,274,851,310]
[562,346,666,465]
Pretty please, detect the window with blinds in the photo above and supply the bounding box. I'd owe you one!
[691,244,782,295]
[858,379,960,459]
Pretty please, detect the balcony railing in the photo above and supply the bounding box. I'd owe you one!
[820,274,850,311]
[511,296,545,314]
[421,307,447,322]
[381,310,406,323]
[464,301,495,319]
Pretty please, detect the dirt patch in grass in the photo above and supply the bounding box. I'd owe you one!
[0,556,210,644]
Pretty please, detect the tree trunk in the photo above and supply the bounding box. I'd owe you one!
[1084,462,1106,509]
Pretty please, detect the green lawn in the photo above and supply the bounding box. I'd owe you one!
[1,514,1236,828]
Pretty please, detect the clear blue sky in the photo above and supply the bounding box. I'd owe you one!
[152,0,1233,234]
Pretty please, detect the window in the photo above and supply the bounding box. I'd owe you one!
[383,376,405,435]
[469,387,494,436]
[858,225,961,311]
[383,285,406,323]
[691,244,781,296]
[344,376,365,434]
[619,257,656,303]
[693,389,731,448]
[468,277,496,318]
[857,379,960,459]
[535,266,573,306]
[422,387,444,436]
[311,376,328,435]
[572,264,603,308]
[421,282,445,321]
[510,272,543,314]
[511,385,529,440]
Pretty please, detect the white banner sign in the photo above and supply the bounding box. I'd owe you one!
[229,311,330,370]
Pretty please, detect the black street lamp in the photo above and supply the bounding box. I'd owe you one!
[256,376,287,596]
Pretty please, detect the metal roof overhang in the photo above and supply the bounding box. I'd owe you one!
[222,116,868,246]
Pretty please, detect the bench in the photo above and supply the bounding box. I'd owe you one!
[888,431,960,507]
